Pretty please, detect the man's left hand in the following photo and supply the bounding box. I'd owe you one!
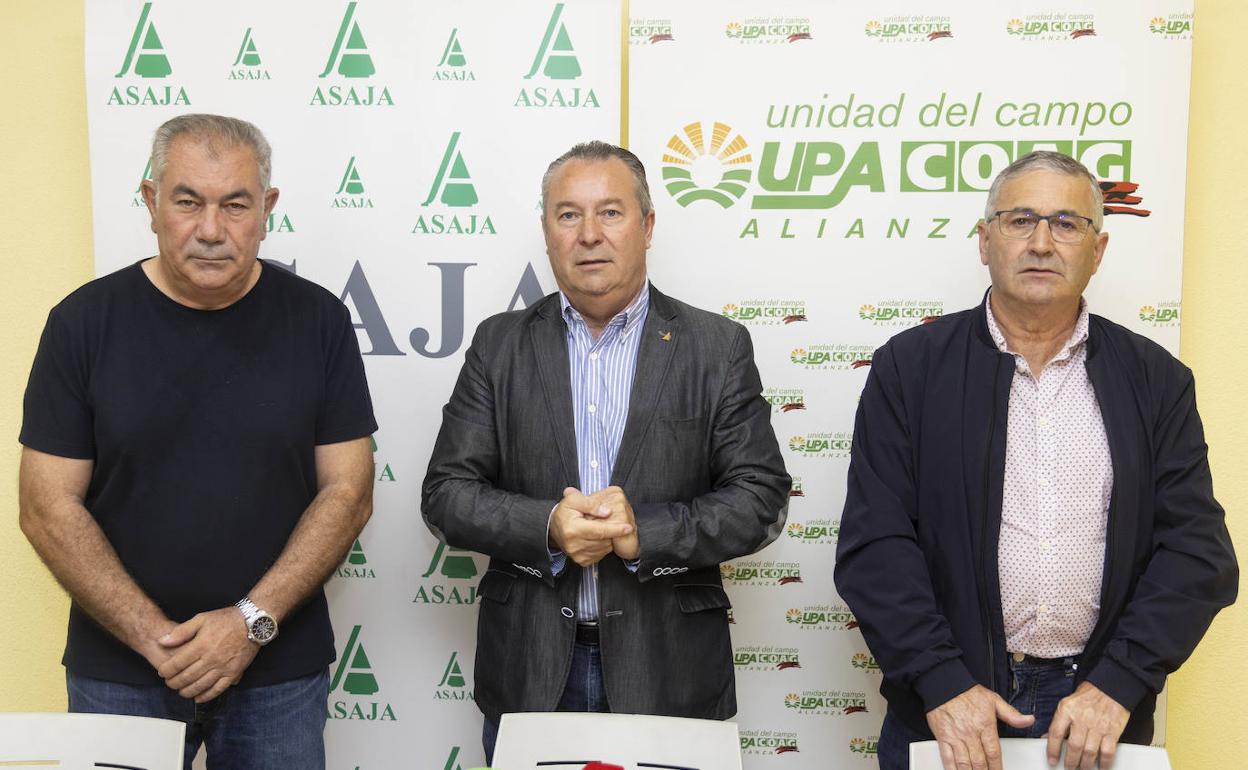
[1046,681,1130,769]
[156,606,260,702]
[583,485,640,560]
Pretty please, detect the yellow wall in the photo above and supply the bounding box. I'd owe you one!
[1,0,1243,762]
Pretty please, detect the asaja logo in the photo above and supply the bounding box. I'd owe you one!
[850,737,880,758]
[864,16,953,42]
[1138,302,1180,327]
[267,211,295,233]
[333,156,374,209]
[763,387,806,414]
[1149,14,1193,38]
[516,3,600,109]
[229,27,270,80]
[414,542,481,605]
[371,435,397,482]
[725,17,813,44]
[439,746,475,770]
[434,29,475,80]
[789,477,805,497]
[859,300,943,326]
[109,2,190,107]
[630,18,675,45]
[784,690,870,715]
[312,2,394,106]
[734,646,802,672]
[740,730,800,755]
[131,159,153,207]
[414,132,496,237]
[663,122,752,209]
[1006,14,1096,40]
[336,539,376,579]
[851,652,881,673]
[786,604,859,630]
[788,433,852,459]
[329,625,397,721]
[786,519,840,545]
[722,299,806,325]
[790,344,875,370]
[433,651,474,702]
[720,561,803,586]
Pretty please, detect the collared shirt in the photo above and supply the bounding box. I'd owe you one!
[987,294,1112,658]
[550,283,650,621]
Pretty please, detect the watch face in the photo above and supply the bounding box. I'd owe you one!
[251,615,278,643]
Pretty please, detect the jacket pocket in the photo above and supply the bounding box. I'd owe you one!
[674,583,732,613]
[478,569,516,604]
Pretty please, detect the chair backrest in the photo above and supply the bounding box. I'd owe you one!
[910,738,1172,769]
[0,712,185,770]
[492,712,743,770]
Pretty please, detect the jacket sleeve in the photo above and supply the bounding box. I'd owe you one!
[630,325,791,581]
[420,325,560,585]
[834,342,977,711]
[1085,365,1239,710]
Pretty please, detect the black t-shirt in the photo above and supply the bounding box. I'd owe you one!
[20,260,377,687]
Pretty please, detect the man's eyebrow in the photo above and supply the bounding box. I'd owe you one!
[168,184,255,202]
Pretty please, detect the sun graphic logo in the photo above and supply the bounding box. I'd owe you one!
[785,608,803,624]
[725,22,744,38]
[858,304,878,320]
[864,20,883,37]
[784,693,802,709]
[1007,18,1025,35]
[787,522,805,538]
[788,436,807,452]
[719,563,737,580]
[1149,17,1167,33]
[662,121,752,208]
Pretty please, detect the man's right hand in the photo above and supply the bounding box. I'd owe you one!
[549,487,634,567]
[926,684,1035,770]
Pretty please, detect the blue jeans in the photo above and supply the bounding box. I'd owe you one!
[876,656,1077,770]
[67,668,329,770]
[483,641,608,765]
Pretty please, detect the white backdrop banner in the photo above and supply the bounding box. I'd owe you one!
[85,1,1191,767]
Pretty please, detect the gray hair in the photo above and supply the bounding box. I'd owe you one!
[984,150,1104,231]
[150,114,273,191]
[541,141,653,219]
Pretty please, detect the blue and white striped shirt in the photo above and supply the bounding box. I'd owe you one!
[551,283,650,621]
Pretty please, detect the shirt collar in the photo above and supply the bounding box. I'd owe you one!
[560,281,651,338]
[985,289,1090,364]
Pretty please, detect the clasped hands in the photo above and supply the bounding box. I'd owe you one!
[549,485,639,566]
[141,606,260,703]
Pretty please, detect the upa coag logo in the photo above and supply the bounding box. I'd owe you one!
[722,300,806,325]
[336,539,376,580]
[433,651,474,702]
[663,122,752,209]
[864,16,953,42]
[720,561,803,586]
[784,690,870,716]
[734,646,802,672]
[109,2,190,106]
[1150,14,1193,39]
[1139,302,1181,327]
[790,344,875,370]
[850,737,880,758]
[414,543,482,605]
[329,625,397,721]
[786,604,859,630]
[414,132,497,236]
[1007,14,1096,40]
[516,3,600,109]
[851,652,882,673]
[724,18,813,44]
[859,301,943,327]
[763,387,806,414]
[228,27,270,81]
[786,519,840,545]
[332,156,374,209]
[630,17,675,45]
[788,433,853,460]
[740,730,800,755]
[312,2,395,106]
[434,28,475,80]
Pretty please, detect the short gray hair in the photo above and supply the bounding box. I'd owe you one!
[984,150,1103,231]
[541,141,653,219]
[150,114,273,191]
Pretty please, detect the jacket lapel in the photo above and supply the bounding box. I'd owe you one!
[612,285,680,486]
[529,296,580,487]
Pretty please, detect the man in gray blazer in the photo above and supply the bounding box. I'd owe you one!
[422,141,790,761]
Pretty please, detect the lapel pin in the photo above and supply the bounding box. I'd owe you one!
[659,330,672,341]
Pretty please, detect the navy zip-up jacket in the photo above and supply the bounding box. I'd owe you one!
[834,296,1237,743]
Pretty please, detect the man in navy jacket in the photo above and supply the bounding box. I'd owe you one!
[835,151,1236,770]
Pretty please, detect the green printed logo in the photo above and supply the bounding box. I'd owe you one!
[851,652,881,672]
[786,604,859,630]
[790,344,875,370]
[740,730,800,755]
[415,543,481,605]
[116,2,170,78]
[439,28,467,67]
[784,690,870,715]
[720,561,803,586]
[1150,14,1193,37]
[423,133,478,207]
[663,122,752,209]
[786,519,840,544]
[229,27,270,80]
[630,18,675,45]
[1138,302,1180,327]
[788,433,853,459]
[1007,14,1096,40]
[321,2,374,77]
[333,156,374,209]
[525,3,580,80]
[370,435,396,481]
[734,646,802,672]
[721,299,805,325]
[434,651,475,702]
[725,17,813,44]
[332,625,379,696]
[131,159,153,207]
[864,16,952,42]
[763,387,806,414]
[850,737,880,757]
[859,301,943,326]
[336,539,376,579]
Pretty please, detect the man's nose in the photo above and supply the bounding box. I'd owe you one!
[195,206,227,243]
[578,215,603,246]
[1026,217,1056,252]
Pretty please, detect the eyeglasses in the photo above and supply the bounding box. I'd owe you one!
[991,209,1098,243]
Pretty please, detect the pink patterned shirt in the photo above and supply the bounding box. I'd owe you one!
[986,295,1112,658]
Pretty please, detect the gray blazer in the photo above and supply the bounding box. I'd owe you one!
[422,285,791,723]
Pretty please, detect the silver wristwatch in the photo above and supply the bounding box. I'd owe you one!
[235,597,279,646]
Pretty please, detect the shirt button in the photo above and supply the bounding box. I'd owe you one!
[1038,604,1049,615]
[590,460,599,469]
[587,404,597,414]
[589,352,599,362]
[1038,477,1050,488]
[1037,416,1051,428]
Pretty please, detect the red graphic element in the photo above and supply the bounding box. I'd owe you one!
[844,705,870,714]
[787,32,813,42]
[789,489,805,497]
[851,359,872,369]
[778,575,804,585]
[927,30,953,40]
[845,619,860,629]
[649,33,674,43]
[1100,181,1152,217]
[777,661,802,670]
[1071,28,1096,38]
[780,402,807,413]
[583,764,625,770]
[776,745,800,754]
[920,315,941,324]
[782,314,808,324]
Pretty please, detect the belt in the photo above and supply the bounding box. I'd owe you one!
[575,623,600,646]
[1009,652,1078,669]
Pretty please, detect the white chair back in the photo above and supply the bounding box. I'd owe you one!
[492,712,742,770]
[910,738,1172,769]
[0,712,185,770]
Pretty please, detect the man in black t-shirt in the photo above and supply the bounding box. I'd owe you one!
[19,114,376,770]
